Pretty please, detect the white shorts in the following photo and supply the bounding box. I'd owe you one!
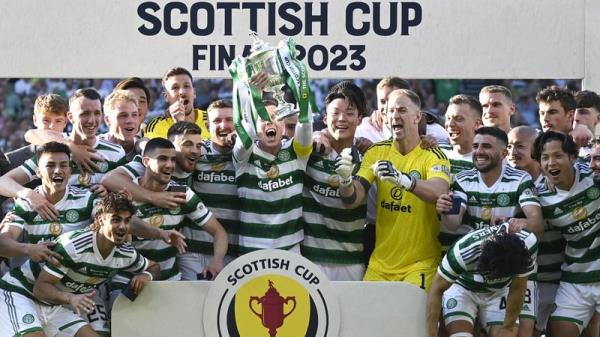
[443,283,509,330]
[443,282,535,330]
[550,281,600,333]
[315,262,365,281]
[177,253,234,281]
[535,282,559,331]
[0,290,88,337]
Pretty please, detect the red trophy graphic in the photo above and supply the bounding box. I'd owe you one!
[249,280,297,337]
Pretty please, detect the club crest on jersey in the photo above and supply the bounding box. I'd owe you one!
[49,222,63,236]
[496,194,510,207]
[169,207,181,215]
[408,170,421,179]
[277,150,291,162]
[22,314,34,324]
[65,210,79,223]
[97,161,109,173]
[586,187,600,200]
[204,249,340,337]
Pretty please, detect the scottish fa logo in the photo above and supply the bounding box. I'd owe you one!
[204,249,340,337]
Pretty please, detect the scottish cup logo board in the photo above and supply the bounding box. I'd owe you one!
[204,249,340,337]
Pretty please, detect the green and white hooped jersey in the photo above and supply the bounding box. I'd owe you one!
[7,185,96,243]
[233,139,309,254]
[439,224,538,293]
[440,144,474,175]
[20,138,126,187]
[538,168,600,284]
[113,180,212,284]
[190,140,239,257]
[534,176,565,283]
[0,229,147,302]
[439,146,474,252]
[453,165,539,231]
[301,148,366,265]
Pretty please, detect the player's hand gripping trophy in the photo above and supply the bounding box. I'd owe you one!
[229,32,315,125]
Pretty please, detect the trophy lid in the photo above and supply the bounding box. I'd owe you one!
[249,31,273,55]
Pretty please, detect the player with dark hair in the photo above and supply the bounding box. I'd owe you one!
[426,225,537,337]
[0,192,158,337]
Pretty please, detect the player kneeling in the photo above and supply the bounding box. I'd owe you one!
[0,192,158,337]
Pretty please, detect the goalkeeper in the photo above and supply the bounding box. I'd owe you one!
[336,89,451,290]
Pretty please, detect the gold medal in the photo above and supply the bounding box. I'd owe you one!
[266,165,279,179]
[78,171,91,187]
[572,207,588,221]
[481,207,492,221]
[49,222,63,236]
[328,175,340,188]
[211,162,226,172]
[149,214,164,228]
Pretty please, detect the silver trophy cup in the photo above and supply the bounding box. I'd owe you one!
[243,32,296,120]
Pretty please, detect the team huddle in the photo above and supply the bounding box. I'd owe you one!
[0,67,598,337]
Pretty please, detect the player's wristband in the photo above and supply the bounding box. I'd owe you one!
[141,271,153,281]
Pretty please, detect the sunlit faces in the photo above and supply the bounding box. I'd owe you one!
[472,134,507,173]
[104,100,139,142]
[257,105,284,150]
[35,152,71,193]
[143,148,177,185]
[574,106,600,133]
[99,210,132,246]
[163,74,195,116]
[208,106,234,146]
[68,97,102,140]
[507,130,536,170]
[589,144,600,181]
[326,98,360,141]
[538,100,574,133]
[282,114,298,140]
[33,112,67,133]
[540,140,576,190]
[171,133,203,173]
[124,87,149,125]
[479,92,514,130]
[445,103,481,146]
[386,93,421,141]
[377,85,394,115]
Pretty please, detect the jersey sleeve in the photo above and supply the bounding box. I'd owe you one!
[517,175,540,208]
[6,201,29,230]
[438,243,466,283]
[43,240,76,279]
[123,249,149,274]
[144,118,167,140]
[122,156,145,179]
[18,157,38,183]
[425,148,451,183]
[356,145,378,184]
[183,189,213,228]
[516,231,538,278]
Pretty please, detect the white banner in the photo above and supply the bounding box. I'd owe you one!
[0,0,587,79]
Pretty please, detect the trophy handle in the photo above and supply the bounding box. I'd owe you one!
[248,296,262,318]
[283,296,296,318]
